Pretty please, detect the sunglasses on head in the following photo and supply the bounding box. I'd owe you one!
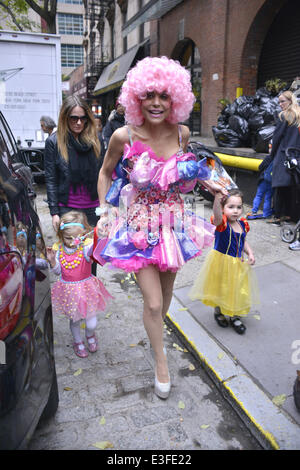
[69,115,88,124]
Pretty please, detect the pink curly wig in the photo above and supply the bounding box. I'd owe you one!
[119,56,195,126]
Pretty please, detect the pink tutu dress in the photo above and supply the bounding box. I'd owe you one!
[94,126,215,273]
[51,241,112,321]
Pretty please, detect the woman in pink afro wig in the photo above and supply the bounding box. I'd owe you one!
[97,56,221,400]
[118,56,195,125]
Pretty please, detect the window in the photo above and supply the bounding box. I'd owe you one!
[58,13,83,35]
[61,44,83,68]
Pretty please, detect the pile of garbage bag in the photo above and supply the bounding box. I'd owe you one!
[212,87,281,152]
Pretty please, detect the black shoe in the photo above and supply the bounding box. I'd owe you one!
[214,307,229,328]
[293,371,300,412]
[229,316,246,334]
[266,217,281,226]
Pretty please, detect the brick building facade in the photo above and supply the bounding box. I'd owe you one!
[149,0,296,136]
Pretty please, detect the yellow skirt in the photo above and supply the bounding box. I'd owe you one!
[189,250,260,317]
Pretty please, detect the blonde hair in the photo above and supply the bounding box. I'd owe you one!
[57,211,92,244]
[57,96,101,161]
[279,90,300,126]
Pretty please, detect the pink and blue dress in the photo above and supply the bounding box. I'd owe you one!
[94,126,215,273]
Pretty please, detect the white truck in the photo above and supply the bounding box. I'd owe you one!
[0,30,62,150]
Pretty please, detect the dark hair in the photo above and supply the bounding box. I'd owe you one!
[40,115,56,129]
[221,188,243,206]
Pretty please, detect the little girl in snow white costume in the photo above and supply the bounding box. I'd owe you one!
[189,189,260,334]
[47,211,112,358]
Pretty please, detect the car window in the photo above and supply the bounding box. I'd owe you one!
[0,113,19,166]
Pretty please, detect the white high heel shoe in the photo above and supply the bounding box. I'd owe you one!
[154,368,171,399]
[154,348,171,398]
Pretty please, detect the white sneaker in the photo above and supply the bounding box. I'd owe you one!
[289,240,300,251]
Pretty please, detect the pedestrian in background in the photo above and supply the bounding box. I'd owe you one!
[94,115,106,163]
[96,56,222,399]
[102,101,125,150]
[46,210,112,358]
[40,115,57,136]
[260,90,300,227]
[189,189,259,335]
[246,160,273,220]
[44,95,102,273]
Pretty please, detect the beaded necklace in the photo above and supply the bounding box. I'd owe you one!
[228,221,244,259]
[59,244,83,269]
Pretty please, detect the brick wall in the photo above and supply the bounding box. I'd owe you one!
[153,0,287,136]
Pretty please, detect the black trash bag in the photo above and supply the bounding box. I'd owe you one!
[248,111,265,131]
[228,115,250,142]
[212,126,243,148]
[254,87,272,101]
[235,95,254,106]
[217,113,228,127]
[251,125,275,153]
[222,101,238,117]
[237,102,257,120]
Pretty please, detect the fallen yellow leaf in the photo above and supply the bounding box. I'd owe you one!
[179,307,188,311]
[99,416,106,425]
[217,352,224,360]
[92,441,113,450]
[188,364,195,371]
[178,400,185,409]
[200,424,210,429]
[63,386,72,391]
[173,343,184,352]
[73,368,82,377]
[105,311,112,319]
[253,314,261,320]
[272,394,286,406]
[129,343,137,347]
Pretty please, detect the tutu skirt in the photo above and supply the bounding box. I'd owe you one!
[51,275,112,322]
[189,250,260,316]
[97,213,215,273]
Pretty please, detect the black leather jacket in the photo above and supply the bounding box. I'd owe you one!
[44,132,102,216]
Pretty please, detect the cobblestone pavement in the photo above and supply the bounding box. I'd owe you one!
[28,185,266,451]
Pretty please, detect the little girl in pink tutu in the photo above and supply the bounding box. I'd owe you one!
[47,210,112,358]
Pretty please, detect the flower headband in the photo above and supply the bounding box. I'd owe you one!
[59,222,85,231]
[60,222,94,246]
[17,230,27,239]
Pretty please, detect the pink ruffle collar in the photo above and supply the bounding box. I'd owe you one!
[123,140,196,163]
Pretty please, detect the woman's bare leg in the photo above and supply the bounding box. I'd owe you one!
[159,270,177,319]
[135,265,169,383]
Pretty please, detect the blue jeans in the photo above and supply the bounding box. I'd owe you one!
[252,180,273,217]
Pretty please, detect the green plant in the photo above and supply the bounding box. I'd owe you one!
[218,98,231,112]
[265,78,287,95]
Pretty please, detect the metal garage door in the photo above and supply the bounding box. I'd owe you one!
[257,0,300,88]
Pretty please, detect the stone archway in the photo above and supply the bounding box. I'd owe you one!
[240,0,287,95]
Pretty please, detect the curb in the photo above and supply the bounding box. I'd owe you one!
[166,295,300,450]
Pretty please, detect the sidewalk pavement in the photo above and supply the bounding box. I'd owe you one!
[29,186,300,451]
[169,258,300,450]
